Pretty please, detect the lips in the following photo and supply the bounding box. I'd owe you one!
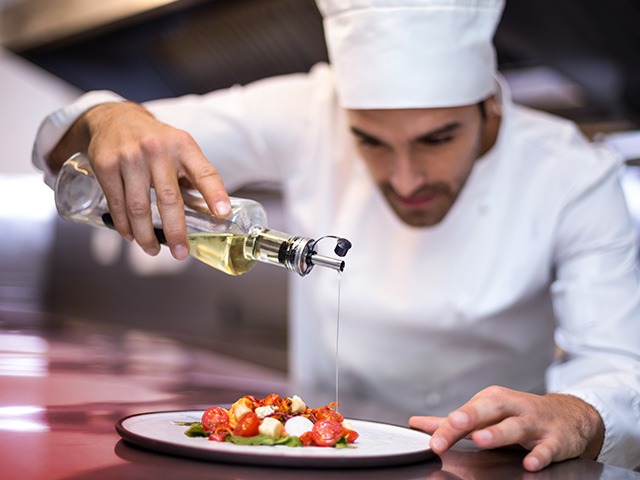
[392,191,442,208]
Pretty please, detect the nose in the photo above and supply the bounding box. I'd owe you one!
[389,155,425,197]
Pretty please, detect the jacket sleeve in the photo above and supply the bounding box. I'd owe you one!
[547,150,640,469]
[142,69,320,192]
[32,65,330,192]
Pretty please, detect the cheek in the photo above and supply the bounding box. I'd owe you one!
[358,150,392,182]
[435,156,475,188]
[426,140,480,181]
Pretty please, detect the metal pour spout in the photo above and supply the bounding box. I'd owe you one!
[309,253,345,272]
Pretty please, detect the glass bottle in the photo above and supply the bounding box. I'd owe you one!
[54,153,351,276]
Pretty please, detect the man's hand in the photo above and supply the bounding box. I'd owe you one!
[409,386,605,472]
[49,102,231,260]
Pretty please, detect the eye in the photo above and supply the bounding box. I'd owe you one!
[356,136,383,149]
[420,135,454,146]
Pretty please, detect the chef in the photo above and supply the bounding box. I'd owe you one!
[32,0,640,471]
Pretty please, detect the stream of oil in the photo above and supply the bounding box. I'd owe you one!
[334,270,343,408]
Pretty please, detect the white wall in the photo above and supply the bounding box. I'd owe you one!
[0,47,80,174]
[0,0,81,316]
[0,0,80,173]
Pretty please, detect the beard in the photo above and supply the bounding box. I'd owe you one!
[378,181,459,227]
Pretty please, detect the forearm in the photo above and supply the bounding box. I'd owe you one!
[546,393,604,460]
[551,367,640,469]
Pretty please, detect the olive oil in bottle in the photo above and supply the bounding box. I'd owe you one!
[187,233,256,276]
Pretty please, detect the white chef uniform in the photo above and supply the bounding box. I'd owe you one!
[32,0,640,470]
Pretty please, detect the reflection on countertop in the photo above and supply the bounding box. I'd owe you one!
[0,312,287,480]
[0,314,638,480]
[0,313,289,407]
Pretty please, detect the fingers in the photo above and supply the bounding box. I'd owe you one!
[428,410,470,454]
[414,410,556,473]
[409,415,445,433]
[470,411,536,448]
[94,154,134,243]
[125,190,159,255]
[84,105,230,260]
[409,415,453,454]
[523,444,554,472]
[429,386,518,455]
[96,149,160,256]
[422,388,603,472]
[177,135,231,217]
[149,147,189,260]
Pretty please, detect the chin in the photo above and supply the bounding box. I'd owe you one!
[387,205,448,227]
[398,213,446,228]
[387,198,453,228]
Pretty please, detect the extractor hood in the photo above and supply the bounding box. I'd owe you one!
[1,0,328,102]
[2,0,640,129]
[1,0,204,52]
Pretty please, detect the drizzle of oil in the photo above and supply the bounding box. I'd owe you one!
[334,270,343,408]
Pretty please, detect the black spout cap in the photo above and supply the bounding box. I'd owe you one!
[334,238,352,257]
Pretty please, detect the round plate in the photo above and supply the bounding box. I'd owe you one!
[116,410,434,468]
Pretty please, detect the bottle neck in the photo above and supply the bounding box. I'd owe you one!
[245,228,313,276]
[246,228,345,276]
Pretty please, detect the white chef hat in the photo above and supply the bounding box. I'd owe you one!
[316,0,505,109]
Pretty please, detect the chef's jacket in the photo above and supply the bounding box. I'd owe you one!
[33,64,640,469]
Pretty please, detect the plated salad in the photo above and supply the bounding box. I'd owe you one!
[180,394,359,448]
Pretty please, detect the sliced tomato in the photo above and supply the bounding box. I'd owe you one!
[310,419,343,447]
[208,431,229,442]
[299,431,314,446]
[201,406,230,434]
[232,411,260,437]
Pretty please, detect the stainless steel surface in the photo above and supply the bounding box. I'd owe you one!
[0,313,638,480]
[3,0,639,127]
[309,252,345,273]
[0,0,200,51]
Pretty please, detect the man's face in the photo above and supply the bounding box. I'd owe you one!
[347,103,497,227]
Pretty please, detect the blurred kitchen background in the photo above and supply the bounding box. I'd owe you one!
[1,0,639,373]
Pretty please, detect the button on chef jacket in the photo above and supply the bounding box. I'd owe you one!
[33,63,640,469]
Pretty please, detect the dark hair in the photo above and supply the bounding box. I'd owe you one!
[478,100,487,120]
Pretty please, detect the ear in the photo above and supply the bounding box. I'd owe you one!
[484,95,502,119]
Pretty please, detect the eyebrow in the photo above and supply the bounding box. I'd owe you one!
[350,122,462,145]
[350,127,384,145]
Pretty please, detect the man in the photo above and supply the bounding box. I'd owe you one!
[33,0,640,471]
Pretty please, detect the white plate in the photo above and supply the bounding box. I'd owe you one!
[116,410,434,468]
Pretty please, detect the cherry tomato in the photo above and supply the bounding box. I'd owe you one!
[341,427,359,443]
[261,393,285,409]
[201,406,230,434]
[313,406,344,423]
[233,411,260,437]
[310,419,343,447]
